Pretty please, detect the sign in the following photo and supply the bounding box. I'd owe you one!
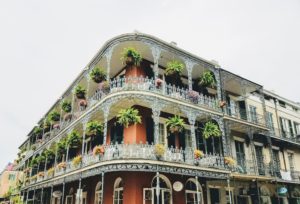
[173,181,183,192]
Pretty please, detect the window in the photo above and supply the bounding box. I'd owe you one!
[185,179,202,204]
[255,146,265,175]
[111,123,123,144]
[143,174,172,204]
[279,100,286,108]
[113,178,123,204]
[65,195,73,204]
[288,152,295,171]
[159,123,166,145]
[280,117,294,138]
[94,182,102,204]
[272,150,281,177]
[235,141,246,173]
[249,105,258,123]
[8,174,15,181]
[266,112,274,130]
[294,122,300,135]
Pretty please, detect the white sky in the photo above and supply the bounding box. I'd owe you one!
[0,0,300,170]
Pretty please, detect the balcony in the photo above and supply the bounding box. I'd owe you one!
[225,107,266,127]
[232,157,272,177]
[269,128,300,144]
[23,144,229,187]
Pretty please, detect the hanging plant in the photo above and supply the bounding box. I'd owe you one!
[61,100,72,113]
[86,121,103,137]
[66,130,82,148]
[29,157,38,167]
[121,47,142,66]
[166,115,185,133]
[72,155,82,167]
[117,107,142,128]
[38,172,45,178]
[78,99,88,107]
[93,145,105,156]
[42,118,51,133]
[33,126,43,137]
[48,111,60,122]
[224,157,236,166]
[202,121,221,139]
[199,71,216,88]
[165,60,184,76]
[44,148,55,161]
[57,162,66,169]
[55,138,67,157]
[36,154,46,164]
[74,85,86,99]
[90,66,107,83]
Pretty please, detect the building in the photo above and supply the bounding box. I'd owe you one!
[0,164,24,203]
[12,33,300,204]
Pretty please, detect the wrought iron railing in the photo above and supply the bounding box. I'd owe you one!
[269,128,300,143]
[225,107,266,127]
[24,144,228,187]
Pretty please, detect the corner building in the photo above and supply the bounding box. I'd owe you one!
[14,33,300,204]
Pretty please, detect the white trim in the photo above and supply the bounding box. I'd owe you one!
[233,137,245,142]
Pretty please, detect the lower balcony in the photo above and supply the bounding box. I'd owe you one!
[24,144,228,187]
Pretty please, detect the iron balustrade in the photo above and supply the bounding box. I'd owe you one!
[24,143,228,187]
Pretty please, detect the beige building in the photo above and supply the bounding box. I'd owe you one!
[0,170,23,201]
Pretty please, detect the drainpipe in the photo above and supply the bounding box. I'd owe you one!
[101,172,105,204]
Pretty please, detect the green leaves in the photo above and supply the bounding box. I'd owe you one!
[121,47,142,66]
[74,85,86,99]
[66,130,82,148]
[33,126,43,136]
[48,111,60,122]
[61,100,72,113]
[165,60,184,76]
[29,157,38,167]
[165,115,186,133]
[86,120,103,137]
[199,71,215,88]
[55,138,67,156]
[90,66,107,83]
[202,121,221,139]
[117,107,142,128]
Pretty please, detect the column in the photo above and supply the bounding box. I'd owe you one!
[50,186,53,204]
[101,102,111,145]
[85,73,91,101]
[185,59,196,91]
[248,128,258,174]
[101,172,104,204]
[59,98,64,128]
[25,189,29,204]
[105,46,114,82]
[214,69,222,103]
[151,100,165,144]
[40,188,44,204]
[258,88,267,126]
[223,121,232,157]
[70,87,76,117]
[62,182,65,204]
[267,136,275,176]
[150,45,161,80]
[187,113,197,150]
[32,188,36,204]
[81,117,89,157]
[155,172,160,204]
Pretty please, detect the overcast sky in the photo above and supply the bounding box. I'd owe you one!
[0,0,300,170]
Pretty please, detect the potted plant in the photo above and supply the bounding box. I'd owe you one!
[93,145,105,156]
[61,100,72,113]
[30,157,38,167]
[154,144,165,160]
[42,118,51,133]
[36,154,46,164]
[155,78,164,88]
[66,130,82,148]
[33,126,43,137]
[57,162,66,169]
[202,121,221,139]
[55,138,67,158]
[188,90,200,103]
[31,175,37,182]
[224,157,236,166]
[165,60,184,76]
[166,115,185,133]
[48,111,60,122]
[121,47,142,66]
[37,172,44,178]
[44,148,55,162]
[194,149,204,165]
[219,101,226,108]
[78,99,88,108]
[74,85,86,99]
[117,107,142,128]
[98,80,110,93]
[199,71,215,88]
[86,120,103,137]
[47,167,55,177]
[72,155,82,167]
[90,66,107,83]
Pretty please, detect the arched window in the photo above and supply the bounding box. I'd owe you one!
[113,177,123,204]
[185,179,203,204]
[143,174,172,204]
[94,181,102,204]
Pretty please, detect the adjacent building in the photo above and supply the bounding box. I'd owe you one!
[12,33,300,204]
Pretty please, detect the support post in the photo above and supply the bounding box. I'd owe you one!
[101,103,111,145]
[227,178,232,204]
[185,59,196,91]
[101,172,104,204]
[150,45,161,80]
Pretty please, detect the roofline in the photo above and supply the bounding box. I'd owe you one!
[23,32,218,140]
[263,89,300,109]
